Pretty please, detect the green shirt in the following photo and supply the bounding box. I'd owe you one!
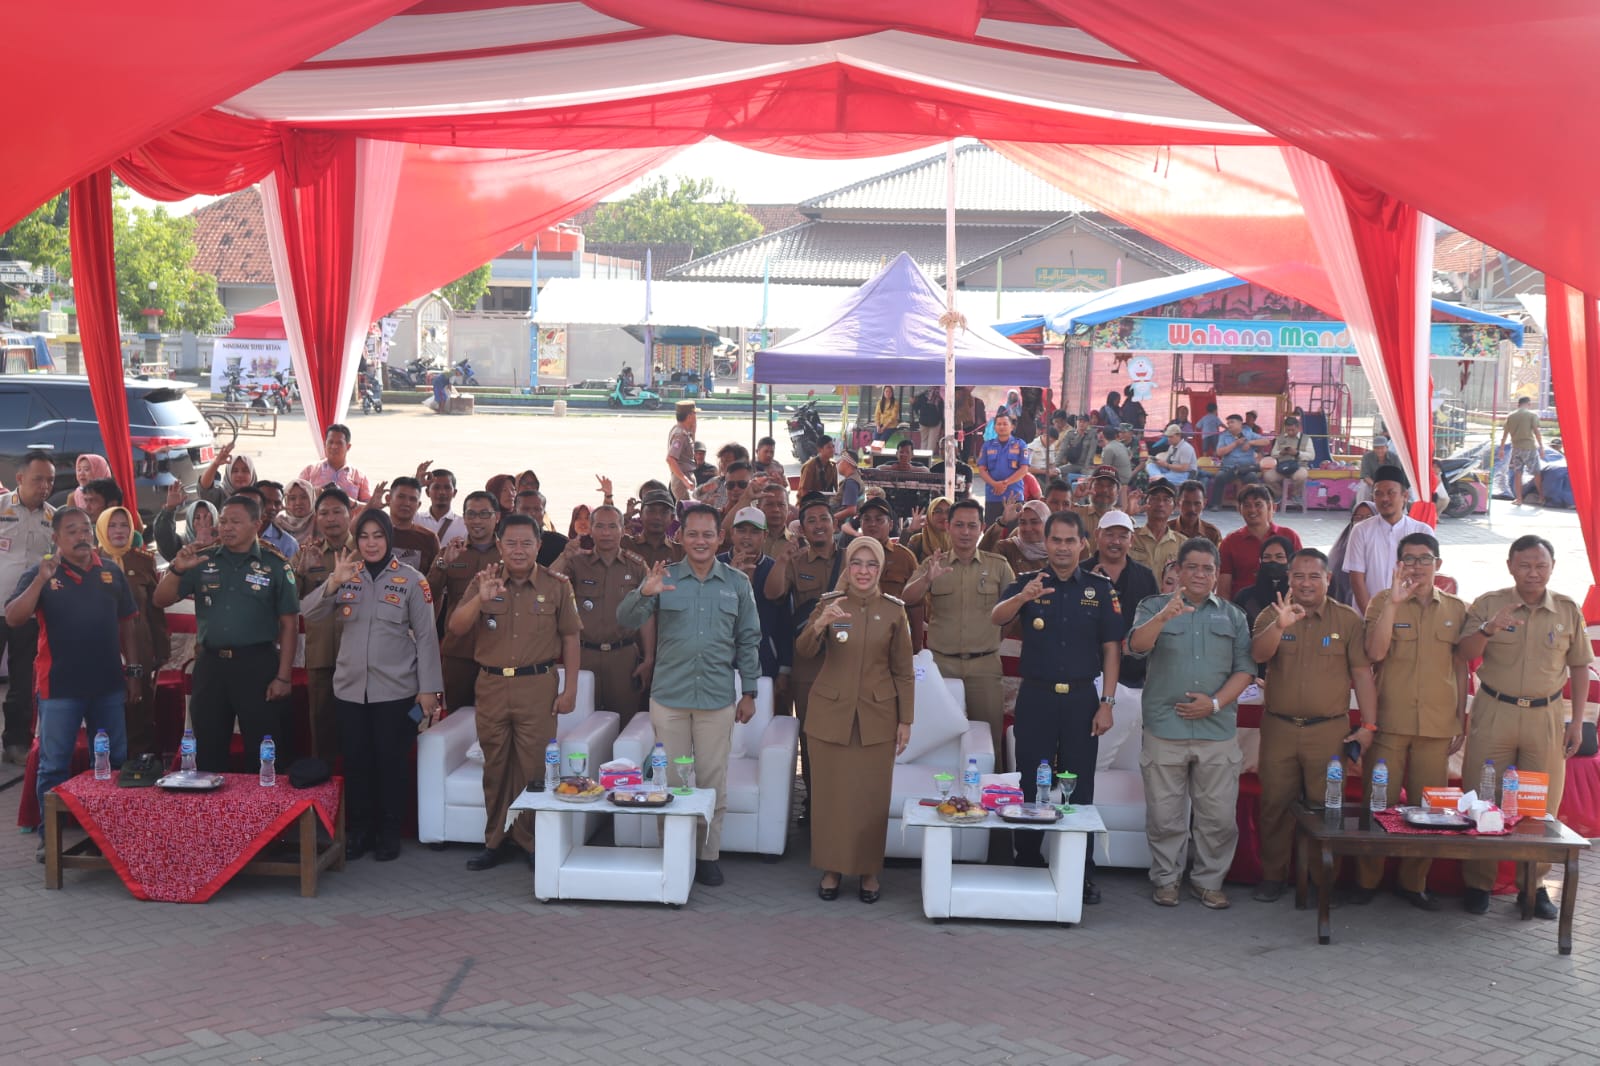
[1127,591,1254,742]
[177,540,300,649]
[1504,407,1541,451]
[617,558,761,710]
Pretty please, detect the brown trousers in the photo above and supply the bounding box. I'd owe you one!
[1357,732,1452,891]
[582,644,643,727]
[442,655,480,715]
[1257,714,1348,883]
[1462,695,1566,892]
[305,666,340,761]
[791,651,822,792]
[930,651,1004,768]
[476,671,559,851]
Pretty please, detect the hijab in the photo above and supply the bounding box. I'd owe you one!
[275,477,317,540]
[919,497,954,556]
[1013,500,1051,563]
[181,499,220,545]
[834,534,885,596]
[71,454,112,509]
[95,505,137,566]
[225,453,258,490]
[354,508,396,578]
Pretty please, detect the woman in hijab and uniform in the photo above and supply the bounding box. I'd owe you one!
[276,478,317,543]
[151,498,220,563]
[905,496,953,562]
[992,499,1050,572]
[796,535,915,904]
[96,505,169,757]
[197,449,258,507]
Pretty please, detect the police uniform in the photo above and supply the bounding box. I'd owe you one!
[291,534,355,759]
[1462,587,1594,894]
[115,546,170,758]
[1006,567,1123,867]
[555,548,647,725]
[917,549,1016,759]
[470,566,580,852]
[302,557,443,845]
[426,541,500,711]
[177,540,300,772]
[0,490,54,754]
[1356,586,1467,893]
[1252,596,1371,884]
[780,541,841,794]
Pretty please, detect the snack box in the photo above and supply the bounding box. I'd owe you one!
[1514,771,1550,818]
[980,784,1026,811]
[1421,786,1463,810]
[600,769,643,789]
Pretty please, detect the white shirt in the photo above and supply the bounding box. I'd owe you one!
[1157,439,1197,472]
[0,491,55,603]
[1027,436,1053,473]
[1342,512,1433,580]
[416,509,463,544]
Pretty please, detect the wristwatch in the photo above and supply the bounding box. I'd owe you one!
[1210,697,1221,714]
[1099,696,1115,706]
[123,664,144,679]
[1477,621,1496,636]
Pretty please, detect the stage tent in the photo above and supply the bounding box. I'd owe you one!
[12,1,1598,614]
[753,253,1049,386]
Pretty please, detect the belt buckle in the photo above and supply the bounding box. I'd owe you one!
[1516,697,1532,708]
[1054,683,1070,694]
[218,649,234,660]
[1291,716,1308,726]
[501,667,516,677]
[601,642,615,652]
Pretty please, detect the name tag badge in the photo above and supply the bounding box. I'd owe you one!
[1394,622,1412,629]
[100,571,113,584]
[245,573,271,588]
[0,537,11,552]
[1281,633,1296,642]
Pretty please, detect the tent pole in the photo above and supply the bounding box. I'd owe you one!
[943,142,958,501]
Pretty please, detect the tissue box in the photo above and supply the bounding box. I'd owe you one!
[1422,787,1463,810]
[980,784,1025,810]
[1513,771,1550,818]
[600,769,643,789]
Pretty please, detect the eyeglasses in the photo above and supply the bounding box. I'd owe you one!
[1399,554,1436,566]
[464,509,497,519]
[726,481,749,492]
[848,560,881,571]
[1180,563,1217,575]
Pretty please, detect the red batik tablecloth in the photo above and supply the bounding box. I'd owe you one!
[53,772,341,903]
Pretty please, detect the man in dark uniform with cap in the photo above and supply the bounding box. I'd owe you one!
[992,510,1123,901]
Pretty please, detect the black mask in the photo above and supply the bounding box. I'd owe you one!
[1254,560,1289,599]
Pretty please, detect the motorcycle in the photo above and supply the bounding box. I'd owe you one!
[220,366,246,404]
[607,372,662,410]
[786,398,827,462]
[387,356,440,389]
[450,358,480,387]
[358,371,384,414]
[276,368,300,407]
[1437,440,1489,519]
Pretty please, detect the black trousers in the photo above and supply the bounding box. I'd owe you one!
[335,695,417,839]
[189,646,290,773]
[0,617,38,748]
[1012,680,1099,873]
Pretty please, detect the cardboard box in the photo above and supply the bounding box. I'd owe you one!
[980,784,1025,811]
[1512,771,1549,818]
[600,769,643,790]
[1422,787,1463,810]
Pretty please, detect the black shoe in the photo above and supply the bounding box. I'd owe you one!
[1524,887,1559,920]
[1395,889,1441,912]
[858,879,880,904]
[1252,879,1285,903]
[1343,886,1376,906]
[1463,888,1490,914]
[1082,881,1101,905]
[373,833,401,862]
[345,832,373,861]
[818,877,840,901]
[1013,853,1048,869]
[695,859,724,886]
[466,843,511,871]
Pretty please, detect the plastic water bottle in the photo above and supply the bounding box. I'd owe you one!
[1035,759,1053,806]
[650,742,669,789]
[92,730,112,780]
[1502,765,1520,818]
[258,735,276,787]
[1323,757,1344,826]
[544,739,562,791]
[963,756,981,802]
[179,728,197,772]
[1369,758,1389,813]
[1478,759,1496,804]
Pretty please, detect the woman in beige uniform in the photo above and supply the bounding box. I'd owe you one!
[96,506,169,757]
[797,535,914,903]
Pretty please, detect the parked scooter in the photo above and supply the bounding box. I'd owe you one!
[387,356,440,389]
[358,371,384,414]
[450,358,480,387]
[607,371,662,410]
[1437,440,1489,519]
[786,398,827,462]
[220,366,247,404]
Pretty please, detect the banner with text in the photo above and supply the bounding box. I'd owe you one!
[211,336,292,394]
[1092,317,1507,359]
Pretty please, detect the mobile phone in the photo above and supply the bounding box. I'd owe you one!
[408,703,424,724]
[1342,739,1362,763]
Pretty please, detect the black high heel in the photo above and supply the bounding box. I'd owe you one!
[818,876,841,901]
[858,879,880,904]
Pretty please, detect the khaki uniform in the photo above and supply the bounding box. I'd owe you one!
[621,534,684,570]
[877,540,918,600]
[1071,504,1111,561]
[426,542,501,712]
[1253,597,1371,882]
[781,542,840,791]
[798,456,838,498]
[667,425,696,500]
[291,534,355,759]
[0,490,54,751]
[553,548,647,724]
[1462,587,1594,892]
[796,589,914,876]
[470,566,579,851]
[1357,587,1467,891]
[1130,523,1183,581]
[917,550,1016,757]
[117,549,170,757]
[1173,515,1223,546]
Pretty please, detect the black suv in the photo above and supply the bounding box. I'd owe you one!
[0,375,215,520]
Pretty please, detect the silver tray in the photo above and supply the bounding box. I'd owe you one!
[1400,805,1472,830]
[156,772,225,791]
[999,803,1062,825]
[609,789,674,808]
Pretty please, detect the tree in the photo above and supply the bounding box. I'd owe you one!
[0,193,71,326]
[113,203,226,334]
[586,176,761,257]
[439,264,492,311]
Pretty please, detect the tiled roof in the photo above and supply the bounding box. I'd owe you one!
[570,202,801,235]
[1432,229,1542,298]
[1434,229,1493,273]
[189,188,273,286]
[666,220,1041,283]
[583,242,695,278]
[800,144,1090,216]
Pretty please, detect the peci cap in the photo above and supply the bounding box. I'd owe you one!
[675,399,696,413]
[1144,478,1177,497]
[857,496,895,520]
[732,506,767,530]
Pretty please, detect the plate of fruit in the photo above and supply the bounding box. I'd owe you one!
[935,796,988,824]
[553,775,605,802]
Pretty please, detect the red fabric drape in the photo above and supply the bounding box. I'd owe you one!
[67,170,139,508]
[585,0,984,41]
[1543,281,1600,621]
[116,111,286,200]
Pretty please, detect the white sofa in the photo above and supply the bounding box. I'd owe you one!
[614,675,799,857]
[889,679,995,861]
[416,669,619,845]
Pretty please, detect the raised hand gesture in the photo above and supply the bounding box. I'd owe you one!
[923,550,951,582]
[1159,592,1195,622]
[1271,591,1305,630]
[907,506,926,534]
[327,547,362,587]
[164,482,187,511]
[1389,563,1419,604]
[816,598,849,627]
[36,553,58,584]
[640,559,676,597]
[1487,602,1520,634]
[595,474,613,498]
[475,563,507,603]
[171,543,203,574]
[414,459,433,482]
[1002,496,1022,525]
[441,538,468,566]
[371,481,391,510]
[1019,571,1048,602]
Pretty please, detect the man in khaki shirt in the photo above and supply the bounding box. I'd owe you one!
[1498,396,1544,503]
[1173,479,1222,546]
[622,489,686,569]
[903,498,1016,758]
[1354,531,1467,909]
[1248,548,1377,902]
[1130,478,1183,581]
[289,487,357,759]
[550,504,654,726]
[1455,534,1593,918]
[426,491,502,712]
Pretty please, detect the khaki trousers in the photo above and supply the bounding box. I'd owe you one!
[650,698,735,860]
[1257,715,1347,882]
[791,651,822,792]
[931,652,1004,767]
[1262,466,1308,503]
[582,644,644,728]
[1357,732,1452,891]
[305,666,340,761]
[1462,694,1566,891]
[1140,732,1242,890]
[476,672,559,851]
[441,654,480,715]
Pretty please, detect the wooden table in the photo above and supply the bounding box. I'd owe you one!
[1294,805,1590,954]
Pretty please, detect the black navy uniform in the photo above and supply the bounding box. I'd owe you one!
[1004,566,1124,869]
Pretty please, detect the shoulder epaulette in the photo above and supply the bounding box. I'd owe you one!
[884,594,905,607]
[620,549,646,566]
[819,590,846,600]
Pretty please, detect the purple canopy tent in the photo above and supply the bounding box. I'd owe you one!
[752,253,1049,386]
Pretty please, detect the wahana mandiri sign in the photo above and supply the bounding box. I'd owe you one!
[1091,317,1507,358]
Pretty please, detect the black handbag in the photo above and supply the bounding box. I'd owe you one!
[1276,460,1302,478]
[117,753,166,788]
[1578,722,1598,759]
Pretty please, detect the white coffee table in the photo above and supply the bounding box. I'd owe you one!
[507,787,716,906]
[901,800,1107,925]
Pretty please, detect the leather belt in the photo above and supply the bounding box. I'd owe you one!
[1022,678,1096,695]
[203,643,273,659]
[1479,682,1564,709]
[581,638,637,653]
[480,659,558,678]
[1267,711,1345,727]
[937,649,1000,660]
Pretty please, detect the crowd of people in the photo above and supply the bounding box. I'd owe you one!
[2,398,1590,917]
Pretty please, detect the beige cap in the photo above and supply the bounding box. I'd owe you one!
[1097,509,1135,531]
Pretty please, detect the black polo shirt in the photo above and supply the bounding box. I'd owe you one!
[13,552,135,700]
[1084,553,1160,687]
[1004,566,1124,684]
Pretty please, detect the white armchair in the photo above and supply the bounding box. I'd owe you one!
[416,669,618,844]
[613,675,799,857]
[887,679,994,861]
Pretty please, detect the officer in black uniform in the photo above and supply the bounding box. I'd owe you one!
[992,509,1123,901]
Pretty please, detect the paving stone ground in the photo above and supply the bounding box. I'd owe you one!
[2,407,1594,1065]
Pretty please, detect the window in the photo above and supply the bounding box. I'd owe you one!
[0,390,49,429]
